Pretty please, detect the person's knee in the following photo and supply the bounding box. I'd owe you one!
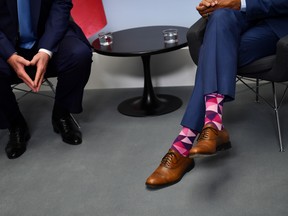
[69,41,92,65]
[210,8,236,20]
[51,38,92,83]
[209,8,239,28]
[58,36,92,65]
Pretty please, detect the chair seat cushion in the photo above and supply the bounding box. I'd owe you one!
[238,55,275,78]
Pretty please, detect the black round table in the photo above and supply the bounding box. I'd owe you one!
[92,26,188,117]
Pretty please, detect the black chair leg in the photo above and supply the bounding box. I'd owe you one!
[44,78,56,94]
[13,78,81,129]
[256,78,259,102]
[272,82,284,152]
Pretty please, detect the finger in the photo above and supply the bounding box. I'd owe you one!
[198,0,218,9]
[196,5,207,12]
[199,7,214,15]
[18,57,31,67]
[23,80,37,92]
[30,55,38,66]
[20,72,36,91]
[34,67,43,88]
[210,0,218,6]
[199,0,213,8]
[35,73,45,92]
[200,10,213,18]
[34,66,45,91]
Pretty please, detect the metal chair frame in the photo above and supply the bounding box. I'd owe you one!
[12,78,55,101]
[236,77,288,152]
[12,78,80,128]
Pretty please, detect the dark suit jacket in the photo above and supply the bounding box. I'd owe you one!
[0,0,89,61]
[246,0,288,38]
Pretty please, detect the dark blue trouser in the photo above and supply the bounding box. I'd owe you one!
[0,35,92,129]
[181,9,279,132]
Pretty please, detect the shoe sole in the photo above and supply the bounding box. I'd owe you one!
[189,142,232,159]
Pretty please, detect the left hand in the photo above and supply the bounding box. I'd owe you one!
[30,52,50,92]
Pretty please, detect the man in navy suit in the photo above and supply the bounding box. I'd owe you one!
[0,0,92,159]
[146,0,288,188]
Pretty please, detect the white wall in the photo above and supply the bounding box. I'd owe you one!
[99,0,200,33]
[85,0,202,89]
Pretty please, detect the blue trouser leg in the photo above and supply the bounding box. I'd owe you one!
[181,9,279,131]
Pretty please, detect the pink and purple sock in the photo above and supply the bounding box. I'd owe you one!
[204,93,225,130]
[171,127,199,157]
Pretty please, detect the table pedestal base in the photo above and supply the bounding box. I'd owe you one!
[92,26,189,117]
[118,94,182,117]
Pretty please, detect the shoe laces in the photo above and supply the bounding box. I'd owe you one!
[198,127,217,141]
[59,118,72,133]
[9,128,22,143]
[161,152,177,167]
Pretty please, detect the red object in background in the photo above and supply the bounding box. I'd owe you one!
[71,0,107,38]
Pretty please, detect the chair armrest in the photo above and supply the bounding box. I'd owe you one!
[270,34,288,81]
[186,18,207,65]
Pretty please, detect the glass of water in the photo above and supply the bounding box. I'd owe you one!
[162,29,178,44]
[98,32,113,46]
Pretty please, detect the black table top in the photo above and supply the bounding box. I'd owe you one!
[92,25,189,57]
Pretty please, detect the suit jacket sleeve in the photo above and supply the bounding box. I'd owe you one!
[0,31,16,60]
[38,0,73,53]
[246,0,288,19]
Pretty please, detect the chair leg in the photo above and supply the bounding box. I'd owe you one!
[13,78,81,129]
[70,114,81,129]
[272,82,284,152]
[44,78,56,94]
[256,78,259,102]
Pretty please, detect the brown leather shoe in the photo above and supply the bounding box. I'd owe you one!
[145,149,195,188]
[189,123,231,158]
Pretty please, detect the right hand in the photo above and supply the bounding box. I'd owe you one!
[7,53,36,92]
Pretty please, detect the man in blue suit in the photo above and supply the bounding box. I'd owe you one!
[0,0,92,159]
[146,0,288,188]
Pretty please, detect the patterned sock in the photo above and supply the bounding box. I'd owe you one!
[204,93,225,130]
[171,127,199,157]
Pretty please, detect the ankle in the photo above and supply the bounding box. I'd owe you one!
[171,146,189,157]
[9,112,27,131]
[52,104,69,119]
[204,122,222,131]
[171,127,198,157]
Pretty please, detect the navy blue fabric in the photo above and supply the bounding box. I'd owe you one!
[0,0,92,129]
[181,8,283,131]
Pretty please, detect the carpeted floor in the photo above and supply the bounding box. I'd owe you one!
[1,84,288,216]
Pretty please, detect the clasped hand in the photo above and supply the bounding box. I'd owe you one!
[7,52,50,92]
[196,0,241,17]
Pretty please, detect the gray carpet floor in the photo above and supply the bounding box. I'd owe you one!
[1,84,288,216]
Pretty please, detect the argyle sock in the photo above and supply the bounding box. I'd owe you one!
[171,127,199,157]
[204,93,225,130]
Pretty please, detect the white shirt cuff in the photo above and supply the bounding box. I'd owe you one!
[39,48,53,58]
[241,0,246,11]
